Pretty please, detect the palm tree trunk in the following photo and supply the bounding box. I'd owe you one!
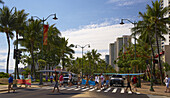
[31,42,35,78]
[6,32,10,74]
[149,34,156,82]
[155,32,163,84]
[16,32,20,79]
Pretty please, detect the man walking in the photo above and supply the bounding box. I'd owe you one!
[164,75,170,93]
[132,75,138,92]
[52,70,60,93]
[125,75,132,93]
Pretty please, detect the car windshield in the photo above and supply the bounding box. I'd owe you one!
[64,74,69,77]
[112,75,122,78]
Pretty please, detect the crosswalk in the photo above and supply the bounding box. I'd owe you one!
[38,86,140,95]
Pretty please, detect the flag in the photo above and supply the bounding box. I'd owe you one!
[43,25,49,45]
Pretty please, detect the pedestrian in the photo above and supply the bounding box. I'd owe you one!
[52,70,60,93]
[59,73,64,87]
[125,75,132,93]
[20,73,26,88]
[100,73,104,88]
[50,75,54,83]
[27,73,31,87]
[68,72,73,87]
[94,74,99,89]
[132,75,138,92]
[8,74,14,93]
[77,77,81,88]
[164,75,170,93]
[46,75,48,82]
[85,75,89,88]
[105,75,110,88]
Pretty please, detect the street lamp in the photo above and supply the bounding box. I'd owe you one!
[120,19,137,72]
[30,13,58,58]
[30,14,57,85]
[75,44,90,80]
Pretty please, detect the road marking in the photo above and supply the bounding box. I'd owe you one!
[112,88,117,93]
[96,89,101,92]
[74,88,81,91]
[89,88,95,91]
[67,87,75,90]
[120,88,125,94]
[128,91,132,94]
[136,92,140,95]
[104,87,111,93]
[81,88,89,91]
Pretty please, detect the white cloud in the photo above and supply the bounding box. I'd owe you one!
[62,22,133,59]
[106,0,148,6]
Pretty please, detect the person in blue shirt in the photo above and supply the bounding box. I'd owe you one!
[8,74,13,93]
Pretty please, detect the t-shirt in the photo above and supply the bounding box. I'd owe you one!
[165,77,169,84]
[50,75,54,79]
[8,76,13,83]
[28,75,31,79]
[100,75,104,82]
[132,77,138,84]
[59,75,63,81]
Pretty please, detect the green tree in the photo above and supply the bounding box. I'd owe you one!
[0,6,16,73]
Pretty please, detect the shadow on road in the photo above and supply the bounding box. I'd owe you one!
[48,92,81,95]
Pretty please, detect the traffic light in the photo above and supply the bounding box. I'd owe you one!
[18,50,22,60]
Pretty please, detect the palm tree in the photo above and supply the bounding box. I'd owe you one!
[13,8,28,79]
[132,0,170,83]
[59,38,74,70]
[0,6,16,73]
[91,49,101,72]
[18,19,42,77]
[0,0,4,4]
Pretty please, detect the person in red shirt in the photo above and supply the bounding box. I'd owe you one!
[132,75,138,92]
[59,73,64,87]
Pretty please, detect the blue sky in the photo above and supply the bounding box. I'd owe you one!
[0,0,155,71]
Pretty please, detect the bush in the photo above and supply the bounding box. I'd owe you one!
[0,72,9,78]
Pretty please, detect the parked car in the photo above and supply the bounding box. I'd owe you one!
[63,73,78,85]
[110,75,124,87]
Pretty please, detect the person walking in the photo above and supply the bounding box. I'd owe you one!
[94,75,99,89]
[59,73,64,87]
[8,74,14,93]
[164,75,170,93]
[52,70,60,93]
[68,72,73,87]
[77,77,81,88]
[20,73,26,88]
[125,75,132,93]
[132,75,138,92]
[105,75,110,88]
[50,75,54,83]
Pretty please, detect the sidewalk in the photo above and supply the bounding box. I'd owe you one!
[137,81,170,97]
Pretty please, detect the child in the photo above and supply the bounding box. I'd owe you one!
[77,77,81,88]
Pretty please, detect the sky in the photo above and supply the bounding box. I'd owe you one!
[0,0,155,72]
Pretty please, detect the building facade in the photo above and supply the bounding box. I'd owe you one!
[105,55,109,65]
[109,35,131,72]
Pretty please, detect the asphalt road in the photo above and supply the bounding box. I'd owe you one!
[0,86,150,98]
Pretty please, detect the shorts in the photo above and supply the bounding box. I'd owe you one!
[166,83,169,88]
[106,80,109,85]
[60,81,63,84]
[78,82,80,85]
[54,81,58,87]
[95,81,98,84]
[133,83,137,87]
[127,82,131,87]
[8,83,12,89]
[101,81,104,85]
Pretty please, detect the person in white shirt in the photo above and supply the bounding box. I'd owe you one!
[94,75,99,89]
[164,75,170,93]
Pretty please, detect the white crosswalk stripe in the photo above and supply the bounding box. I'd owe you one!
[67,87,75,90]
[89,88,95,91]
[74,88,81,91]
[104,87,111,93]
[112,88,117,93]
[128,91,132,94]
[81,88,89,91]
[96,89,101,92]
[120,88,125,94]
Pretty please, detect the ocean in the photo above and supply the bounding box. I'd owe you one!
[0,69,14,73]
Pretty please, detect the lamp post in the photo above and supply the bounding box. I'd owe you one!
[30,14,57,85]
[30,14,58,58]
[75,44,90,80]
[120,19,137,72]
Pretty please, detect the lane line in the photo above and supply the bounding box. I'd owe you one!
[104,87,111,93]
[112,88,117,93]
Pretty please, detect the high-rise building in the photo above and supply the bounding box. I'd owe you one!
[105,55,109,65]
[109,35,131,72]
[161,0,170,67]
